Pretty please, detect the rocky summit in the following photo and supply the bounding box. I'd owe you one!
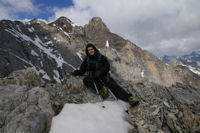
[0,17,200,133]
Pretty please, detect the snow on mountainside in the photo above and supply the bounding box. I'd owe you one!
[50,101,131,133]
[161,49,200,75]
[0,18,82,84]
[1,16,200,87]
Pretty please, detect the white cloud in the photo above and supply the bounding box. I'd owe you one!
[49,6,92,25]
[0,0,39,20]
[0,5,10,19]
[50,0,200,56]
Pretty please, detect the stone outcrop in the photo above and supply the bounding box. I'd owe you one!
[84,17,126,49]
[0,68,103,132]
[1,68,200,133]
[127,82,200,133]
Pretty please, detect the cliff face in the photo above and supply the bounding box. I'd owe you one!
[0,68,200,133]
[84,17,126,49]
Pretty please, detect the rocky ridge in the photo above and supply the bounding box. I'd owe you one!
[0,68,200,133]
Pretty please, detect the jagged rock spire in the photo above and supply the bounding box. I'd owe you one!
[85,17,110,33]
[84,17,126,49]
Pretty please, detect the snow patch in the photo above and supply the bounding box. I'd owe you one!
[76,52,83,61]
[8,52,51,81]
[20,19,31,25]
[106,40,109,48]
[53,70,61,83]
[8,50,52,81]
[42,74,51,81]
[5,27,76,70]
[39,69,51,81]
[31,50,39,56]
[16,25,22,32]
[71,22,79,27]
[28,27,34,32]
[40,61,43,67]
[63,31,70,38]
[181,63,200,75]
[25,22,31,25]
[50,101,131,133]
[45,41,53,45]
[141,70,144,78]
[188,66,200,75]
[59,27,70,38]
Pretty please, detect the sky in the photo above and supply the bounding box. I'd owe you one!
[0,0,200,57]
[50,101,131,133]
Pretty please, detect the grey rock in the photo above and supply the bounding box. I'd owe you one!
[0,84,54,133]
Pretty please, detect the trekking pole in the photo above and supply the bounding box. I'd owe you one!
[100,80,129,114]
[92,78,105,108]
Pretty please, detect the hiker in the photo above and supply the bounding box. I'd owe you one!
[70,43,139,107]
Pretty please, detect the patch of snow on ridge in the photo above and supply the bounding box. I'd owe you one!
[28,27,34,32]
[141,70,144,78]
[53,70,61,83]
[181,63,200,76]
[106,40,109,48]
[5,27,76,70]
[76,52,83,61]
[31,50,39,56]
[71,22,79,27]
[50,101,131,133]
[188,66,200,76]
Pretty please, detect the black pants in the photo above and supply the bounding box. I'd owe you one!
[83,75,132,102]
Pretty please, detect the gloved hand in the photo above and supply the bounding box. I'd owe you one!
[94,70,102,78]
[70,70,79,76]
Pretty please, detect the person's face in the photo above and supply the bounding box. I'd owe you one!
[88,46,95,55]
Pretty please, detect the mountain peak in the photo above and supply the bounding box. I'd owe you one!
[55,16,72,24]
[86,17,110,33]
[30,18,47,25]
[48,16,75,33]
[90,17,103,23]
[84,17,127,49]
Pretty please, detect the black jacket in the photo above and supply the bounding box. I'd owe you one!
[74,54,110,77]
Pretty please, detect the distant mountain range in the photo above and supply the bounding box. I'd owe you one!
[161,49,200,75]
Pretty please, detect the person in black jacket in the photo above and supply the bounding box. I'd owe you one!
[71,43,139,107]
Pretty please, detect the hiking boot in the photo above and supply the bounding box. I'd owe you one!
[99,86,109,99]
[128,96,139,107]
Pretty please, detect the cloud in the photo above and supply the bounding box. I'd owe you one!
[0,0,39,20]
[50,0,200,56]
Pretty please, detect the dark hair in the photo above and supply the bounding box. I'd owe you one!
[85,43,100,56]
